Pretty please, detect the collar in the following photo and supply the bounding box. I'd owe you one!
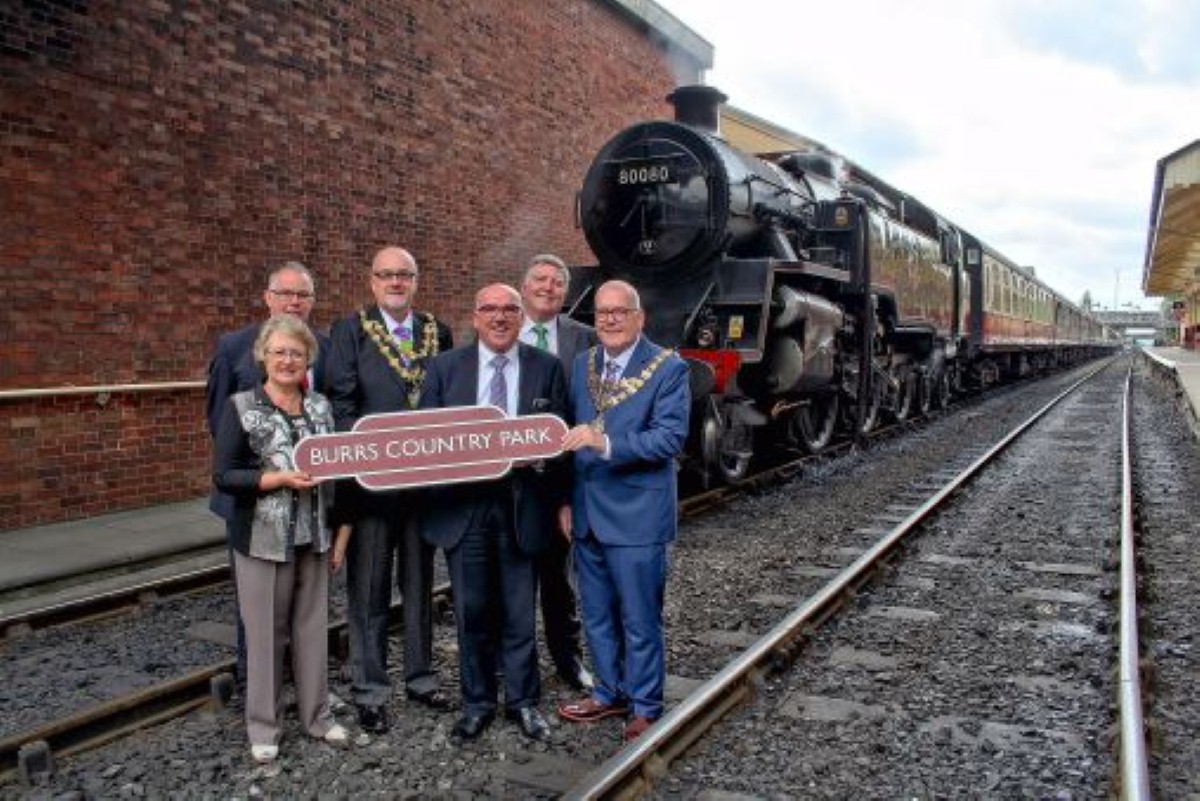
[478,341,520,364]
[521,316,557,337]
[379,308,415,334]
[601,338,639,372]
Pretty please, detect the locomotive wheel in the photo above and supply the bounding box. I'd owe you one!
[931,369,951,409]
[701,413,753,486]
[793,394,840,454]
[890,370,916,422]
[844,378,882,436]
[917,370,934,416]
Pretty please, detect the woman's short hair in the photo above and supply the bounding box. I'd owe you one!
[253,314,319,366]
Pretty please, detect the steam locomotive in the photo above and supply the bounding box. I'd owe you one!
[566,86,1117,484]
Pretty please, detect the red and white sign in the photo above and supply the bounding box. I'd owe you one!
[294,406,567,490]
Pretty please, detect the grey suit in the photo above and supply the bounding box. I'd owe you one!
[554,314,596,393]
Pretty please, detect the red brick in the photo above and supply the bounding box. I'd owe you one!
[0,0,684,530]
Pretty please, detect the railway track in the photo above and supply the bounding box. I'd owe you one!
[563,358,1154,799]
[0,362,1118,787]
[0,582,455,781]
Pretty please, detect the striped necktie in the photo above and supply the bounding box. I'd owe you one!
[603,359,621,394]
[488,354,509,415]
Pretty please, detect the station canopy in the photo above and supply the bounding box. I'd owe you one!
[1144,140,1200,297]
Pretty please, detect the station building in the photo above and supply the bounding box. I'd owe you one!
[0,1,710,530]
[1143,140,1200,347]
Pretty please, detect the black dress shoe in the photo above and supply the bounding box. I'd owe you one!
[406,688,451,711]
[508,706,551,741]
[452,712,494,740]
[357,704,390,734]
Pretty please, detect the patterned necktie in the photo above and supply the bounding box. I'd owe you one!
[532,323,549,351]
[394,324,413,354]
[603,359,621,395]
[488,354,509,415]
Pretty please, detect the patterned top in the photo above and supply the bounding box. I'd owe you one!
[218,387,335,561]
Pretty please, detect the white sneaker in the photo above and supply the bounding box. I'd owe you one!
[251,744,278,763]
[323,724,349,744]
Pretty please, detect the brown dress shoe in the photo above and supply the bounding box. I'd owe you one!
[623,715,656,742]
[557,696,630,722]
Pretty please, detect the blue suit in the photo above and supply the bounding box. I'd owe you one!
[569,336,689,720]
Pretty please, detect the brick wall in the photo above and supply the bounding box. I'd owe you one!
[0,0,688,530]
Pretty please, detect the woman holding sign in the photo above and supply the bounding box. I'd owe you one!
[212,314,350,763]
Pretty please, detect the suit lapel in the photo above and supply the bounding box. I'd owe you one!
[451,347,479,407]
[624,336,655,376]
[556,315,577,368]
[517,344,539,415]
[364,306,411,395]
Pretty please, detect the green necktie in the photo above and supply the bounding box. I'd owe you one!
[533,323,549,351]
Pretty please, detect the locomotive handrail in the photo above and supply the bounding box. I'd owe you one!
[0,380,205,403]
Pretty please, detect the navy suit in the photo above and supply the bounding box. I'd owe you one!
[569,337,689,720]
[524,314,597,677]
[420,343,570,717]
[326,306,453,705]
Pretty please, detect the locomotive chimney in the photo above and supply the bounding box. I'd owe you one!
[667,85,727,134]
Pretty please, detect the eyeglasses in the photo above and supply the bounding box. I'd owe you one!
[268,289,315,301]
[475,304,522,317]
[265,348,308,362]
[373,270,419,282]
[595,307,639,321]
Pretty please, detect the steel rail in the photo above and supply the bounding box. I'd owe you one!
[0,583,452,780]
[1,562,230,640]
[1117,365,1151,799]
[562,359,1112,800]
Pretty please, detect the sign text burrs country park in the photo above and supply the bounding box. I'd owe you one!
[294,406,568,490]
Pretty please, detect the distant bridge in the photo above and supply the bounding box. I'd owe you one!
[1092,310,1173,338]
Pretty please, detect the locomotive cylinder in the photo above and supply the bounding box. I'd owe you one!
[767,285,844,393]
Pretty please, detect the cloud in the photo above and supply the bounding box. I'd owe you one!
[653,0,1200,308]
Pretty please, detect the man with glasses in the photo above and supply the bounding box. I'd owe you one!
[326,246,453,734]
[556,280,690,743]
[419,283,569,742]
[206,261,329,687]
[518,254,596,692]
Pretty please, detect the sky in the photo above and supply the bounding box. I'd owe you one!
[652,0,1200,311]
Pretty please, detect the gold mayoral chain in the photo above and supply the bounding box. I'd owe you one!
[585,346,675,434]
[360,309,441,407]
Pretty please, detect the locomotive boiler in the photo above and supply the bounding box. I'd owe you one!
[567,85,1113,484]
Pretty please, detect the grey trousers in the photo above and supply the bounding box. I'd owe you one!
[234,548,336,747]
[345,507,438,706]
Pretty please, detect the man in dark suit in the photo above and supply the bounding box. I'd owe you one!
[518,254,596,692]
[420,283,570,742]
[326,246,453,734]
[556,280,690,743]
[206,261,329,683]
